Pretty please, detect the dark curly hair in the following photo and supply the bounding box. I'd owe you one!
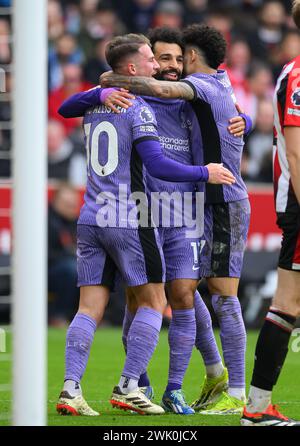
[183,24,226,69]
[148,27,185,53]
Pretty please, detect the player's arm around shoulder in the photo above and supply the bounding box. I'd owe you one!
[100,88,135,114]
[100,72,195,101]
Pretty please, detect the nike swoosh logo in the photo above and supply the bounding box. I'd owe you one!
[192,265,200,271]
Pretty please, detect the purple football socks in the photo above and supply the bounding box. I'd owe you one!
[121,307,162,383]
[121,305,151,387]
[166,308,196,391]
[122,305,134,354]
[194,290,222,369]
[212,295,246,392]
[64,312,97,383]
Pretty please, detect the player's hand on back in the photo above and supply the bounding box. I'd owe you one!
[206,163,236,185]
[103,88,135,113]
[228,115,245,137]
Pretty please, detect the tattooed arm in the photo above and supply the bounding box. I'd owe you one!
[100,72,195,101]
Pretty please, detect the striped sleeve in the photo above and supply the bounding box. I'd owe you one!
[284,56,300,127]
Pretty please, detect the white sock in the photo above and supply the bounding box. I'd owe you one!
[228,387,246,402]
[206,362,225,378]
[246,385,272,413]
[63,379,82,397]
[118,376,139,394]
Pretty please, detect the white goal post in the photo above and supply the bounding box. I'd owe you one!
[12,0,47,426]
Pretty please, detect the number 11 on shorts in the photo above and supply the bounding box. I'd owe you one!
[191,240,205,267]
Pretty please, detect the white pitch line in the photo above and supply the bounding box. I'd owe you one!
[276,401,300,405]
[48,399,105,404]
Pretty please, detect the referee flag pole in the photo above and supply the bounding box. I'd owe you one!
[12,0,47,425]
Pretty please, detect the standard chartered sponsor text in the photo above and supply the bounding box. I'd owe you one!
[159,136,190,152]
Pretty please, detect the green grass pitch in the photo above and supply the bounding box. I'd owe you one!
[0,327,299,426]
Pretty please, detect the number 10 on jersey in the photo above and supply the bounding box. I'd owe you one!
[84,121,119,177]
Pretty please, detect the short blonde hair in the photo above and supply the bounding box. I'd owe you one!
[105,34,150,71]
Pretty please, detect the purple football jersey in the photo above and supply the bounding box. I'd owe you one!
[142,96,201,228]
[78,97,159,228]
[182,71,248,204]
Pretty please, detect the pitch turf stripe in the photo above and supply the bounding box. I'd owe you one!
[47,400,300,405]
[0,354,11,362]
[0,413,10,421]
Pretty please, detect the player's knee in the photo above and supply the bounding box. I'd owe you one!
[272,295,300,318]
[133,283,167,313]
[151,294,167,313]
[127,299,138,314]
[78,293,109,324]
[207,279,222,296]
[295,299,300,317]
[168,288,194,310]
[78,305,105,325]
[207,281,238,297]
[136,294,167,313]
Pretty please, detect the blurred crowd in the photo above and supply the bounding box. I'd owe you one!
[0,0,299,183]
[46,0,299,185]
